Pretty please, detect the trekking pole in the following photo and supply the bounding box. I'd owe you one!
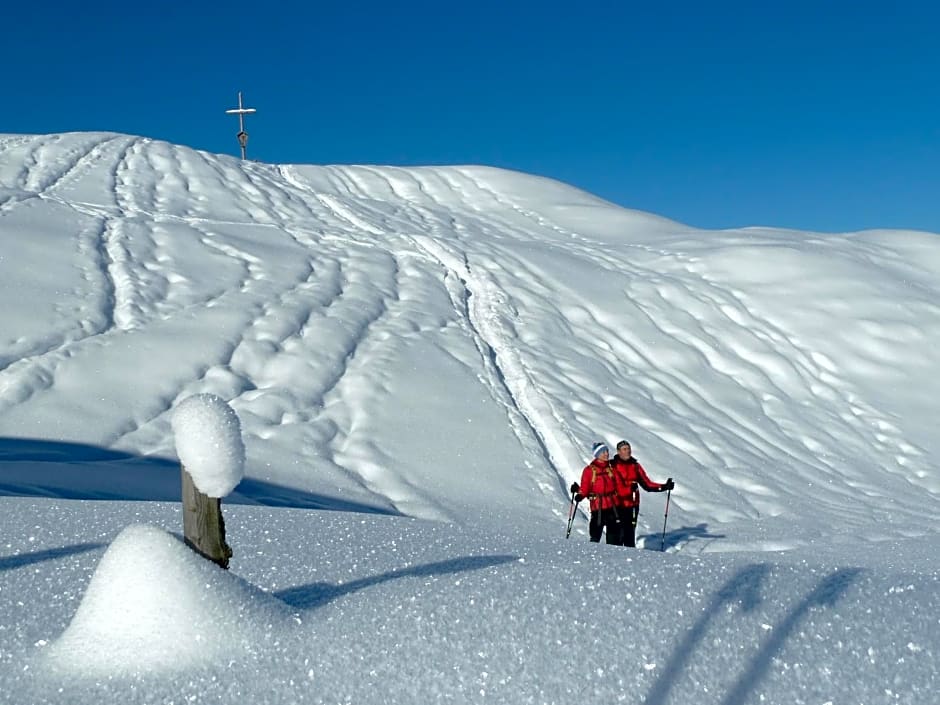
[660,481,672,552]
[565,489,580,539]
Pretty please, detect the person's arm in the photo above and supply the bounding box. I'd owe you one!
[577,466,593,501]
[635,461,673,492]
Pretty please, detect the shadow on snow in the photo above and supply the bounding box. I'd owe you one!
[638,523,726,551]
[643,563,864,705]
[274,554,519,610]
[0,542,106,572]
[0,437,400,516]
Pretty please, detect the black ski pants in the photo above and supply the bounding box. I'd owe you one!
[589,507,623,545]
[621,505,639,548]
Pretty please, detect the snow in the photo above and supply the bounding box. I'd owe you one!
[171,394,245,497]
[44,524,295,675]
[0,132,938,703]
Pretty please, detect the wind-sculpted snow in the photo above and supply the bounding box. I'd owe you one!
[1,132,938,546]
[1,133,939,703]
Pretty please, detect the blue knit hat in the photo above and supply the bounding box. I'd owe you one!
[592,442,609,458]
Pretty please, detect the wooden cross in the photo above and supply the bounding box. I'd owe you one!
[225,91,257,160]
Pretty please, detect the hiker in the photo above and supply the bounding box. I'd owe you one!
[570,443,624,545]
[610,440,674,548]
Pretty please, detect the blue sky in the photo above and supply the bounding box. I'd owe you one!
[4,1,938,232]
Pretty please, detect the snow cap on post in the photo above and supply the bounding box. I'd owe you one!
[171,394,245,498]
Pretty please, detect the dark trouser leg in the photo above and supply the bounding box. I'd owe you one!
[605,508,624,545]
[622,506,637,547]
[589,510,603,542]
[622,520,636,548]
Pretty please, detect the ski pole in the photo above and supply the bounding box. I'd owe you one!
[660,481,672,552]
[565,489,580,539]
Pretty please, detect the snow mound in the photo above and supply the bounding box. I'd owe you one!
[45,524,297,674]
[171,394,245,497]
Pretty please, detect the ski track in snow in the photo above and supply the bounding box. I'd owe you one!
[329,166,576,512]
[0,134,938,546]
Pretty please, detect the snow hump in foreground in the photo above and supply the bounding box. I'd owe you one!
[44,524,297,674]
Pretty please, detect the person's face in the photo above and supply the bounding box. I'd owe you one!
[598,449,609,462]
[618,445,631,460]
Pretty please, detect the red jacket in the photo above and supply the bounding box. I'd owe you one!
[579,459,619,511]
[611,456,665,507]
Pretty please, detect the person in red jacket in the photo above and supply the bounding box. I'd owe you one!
[611,440,674,548]
[571,443,624,545]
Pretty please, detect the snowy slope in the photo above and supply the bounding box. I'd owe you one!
[1,132,938,704]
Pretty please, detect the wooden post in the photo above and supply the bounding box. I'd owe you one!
[181,465,233,569]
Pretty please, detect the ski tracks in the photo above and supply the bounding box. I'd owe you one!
[0,137,141,413]
[407,234,581,498]
[271,165,581,516]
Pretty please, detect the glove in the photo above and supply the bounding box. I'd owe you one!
[570,482,580,495]
[663,478,675,492]
[574,493,585,503]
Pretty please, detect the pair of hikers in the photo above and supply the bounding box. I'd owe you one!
[571,440,674,547]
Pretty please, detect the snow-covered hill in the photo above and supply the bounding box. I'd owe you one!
[1,133,938,703]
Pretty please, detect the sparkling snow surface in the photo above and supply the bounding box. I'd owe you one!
[0,133,938,704]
